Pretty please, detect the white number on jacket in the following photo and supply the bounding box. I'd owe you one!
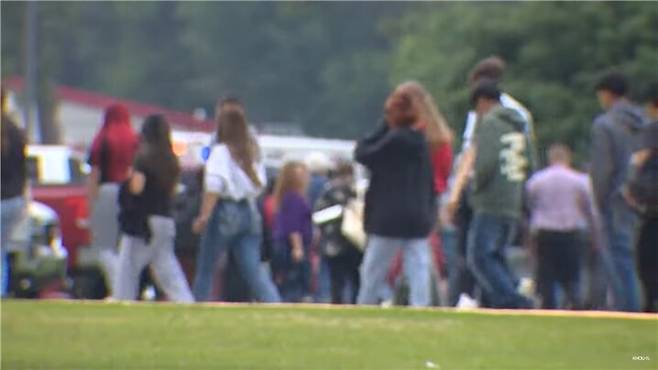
[499,133,527,182]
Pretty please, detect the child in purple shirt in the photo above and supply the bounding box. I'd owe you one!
[271,161,312,302]
[273,192,313,248]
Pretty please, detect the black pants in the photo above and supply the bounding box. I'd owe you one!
[536,230,583,309]
[272,241,311,303]
[637,216,658,312]
[455,190,477,299]
[327,247,363,304]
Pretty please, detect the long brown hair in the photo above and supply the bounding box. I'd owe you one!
[135,114,180,195]
[397,81,453,150]
[217,109,262,188]
[273,161,308,211]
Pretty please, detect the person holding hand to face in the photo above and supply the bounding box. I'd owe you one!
[355,83,437,307]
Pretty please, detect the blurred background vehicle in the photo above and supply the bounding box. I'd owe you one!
[25,145,110,298]
[7,201,68,298]
[27,145,90,266]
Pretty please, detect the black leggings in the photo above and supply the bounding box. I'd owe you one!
[327,247,363,304]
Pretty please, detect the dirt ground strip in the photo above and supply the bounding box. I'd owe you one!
[36,299,658,321]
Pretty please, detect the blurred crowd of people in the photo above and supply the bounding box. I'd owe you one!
[436,59,657,313]
[1,56,656,313]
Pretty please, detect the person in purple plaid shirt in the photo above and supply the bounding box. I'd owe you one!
[526,143,603,309]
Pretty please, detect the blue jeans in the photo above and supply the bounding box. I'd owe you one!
[601,195,640,312]
[1,196,25,296]
[441,225,460,306]
[357,234,431,307]
[467,212,530,309]
[192,200,280,302]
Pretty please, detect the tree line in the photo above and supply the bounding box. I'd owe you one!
[1,2,656,163]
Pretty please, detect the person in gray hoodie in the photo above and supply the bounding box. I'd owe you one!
[461,80,533,309]
[590,71,645,312]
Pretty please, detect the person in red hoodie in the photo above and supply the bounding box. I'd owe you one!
[87,104,138,297]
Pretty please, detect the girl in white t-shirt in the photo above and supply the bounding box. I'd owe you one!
[191,109,280,302]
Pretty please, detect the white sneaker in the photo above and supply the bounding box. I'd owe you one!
[456,293,479,309]
[380,299,393,308]
[517,277,535,297]
[141,286,156,301]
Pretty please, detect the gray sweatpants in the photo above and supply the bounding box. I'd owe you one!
[114,215,194,303]
[90,183,120,295]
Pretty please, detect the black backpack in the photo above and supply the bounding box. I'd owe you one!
[627,149,658,216]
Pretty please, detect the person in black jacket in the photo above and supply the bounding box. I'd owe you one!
[355,83,437,307]
[623,83,658,312]
[590,72,645,312]
[1,86,27,297]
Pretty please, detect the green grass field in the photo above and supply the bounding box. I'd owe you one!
[2,300,656,370]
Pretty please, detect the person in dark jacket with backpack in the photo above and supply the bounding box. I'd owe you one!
[355,83,437,307]
[590,72,646,312]
[623,83,658,312]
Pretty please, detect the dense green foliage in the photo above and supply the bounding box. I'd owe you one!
[2,2,656,159]
[3,300,657,369]
[389,2,658,162]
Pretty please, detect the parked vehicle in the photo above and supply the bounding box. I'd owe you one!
[26,145,90,268]
[24,145,110,298]
[7,201,68,298]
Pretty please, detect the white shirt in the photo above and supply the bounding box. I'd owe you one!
[204,144,266,200]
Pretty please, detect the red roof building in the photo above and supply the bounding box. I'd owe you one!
[3,76,214,148]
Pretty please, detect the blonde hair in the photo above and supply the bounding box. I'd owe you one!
[273,161,308,211]
[397,81,453,150]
